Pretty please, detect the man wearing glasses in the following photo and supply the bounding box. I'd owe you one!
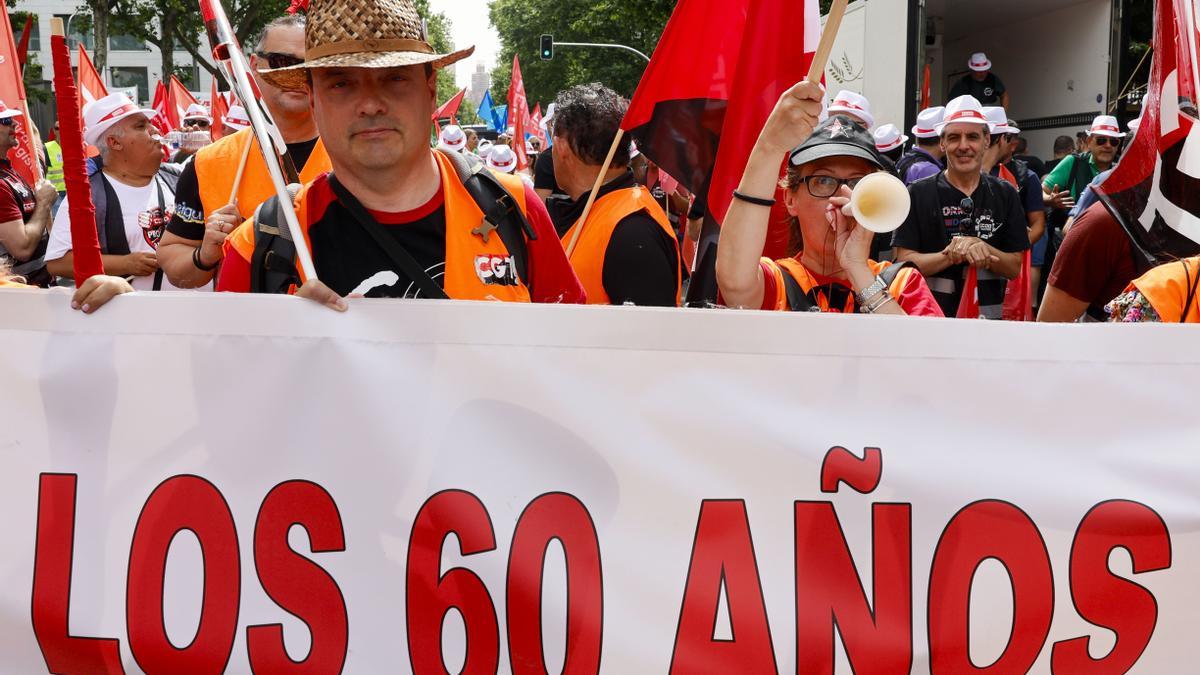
[893,95,1029,318]
[1041,115,1124,214]
[158,13,330,289]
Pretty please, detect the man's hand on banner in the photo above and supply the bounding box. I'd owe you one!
[759,80,824,155]
[297,278,349,312]
[68,275,134,313]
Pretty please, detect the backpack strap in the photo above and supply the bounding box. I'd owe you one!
[879,260,915,290]
[249,196,301,294]
[779,271,818,312]
[1069,153,1094,197]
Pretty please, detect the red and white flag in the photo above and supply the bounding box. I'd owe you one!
[150,81,175,135]
[507,54,530,170]
[0,9,39,184]
[76,44,108,110]
[433,87,466,124]
[210,80,229,140]
[529,103,547,145]
[168,75,199,129]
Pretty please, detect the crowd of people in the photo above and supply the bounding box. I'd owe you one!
[0,0,1196,323]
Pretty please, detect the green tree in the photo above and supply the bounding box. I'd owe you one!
[487,0,673,109]
[413,0,459,108]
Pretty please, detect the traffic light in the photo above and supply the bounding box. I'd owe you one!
[540,34,554,60]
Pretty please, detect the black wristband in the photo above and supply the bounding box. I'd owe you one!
[192,245,219,272]
[732,190,776,207]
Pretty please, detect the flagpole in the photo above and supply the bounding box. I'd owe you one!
[227,134,254,204]
[807,0,849,84]
[565,128,625,257]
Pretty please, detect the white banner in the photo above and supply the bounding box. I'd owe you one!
[2,289,1199,674]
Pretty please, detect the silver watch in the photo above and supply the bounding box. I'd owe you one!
[855,275,887,306]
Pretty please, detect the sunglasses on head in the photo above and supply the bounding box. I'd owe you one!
[256,52,305,70]
[1092,135,1119,147]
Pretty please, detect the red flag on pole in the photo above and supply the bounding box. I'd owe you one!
[168,75,199,128]
[50,27,104,286]
[16,15,33,69]
[433,87,466,124]
[921,64,932,110]
[529,103,547,145]
[0,9,39,185]
[77,44,108,110]
[150,81,175,134]
[507,55,530,169]
[210,79,229,140]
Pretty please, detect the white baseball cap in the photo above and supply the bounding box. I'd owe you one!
[477,139,494,159]
[873,124,909,153]
[982,106,1019,135]
[486,144,517,173]
[936,95,991,135]
[1088,114,1127,139]
[83,93,158,146]
[0,100,23,121]
[224,105,250,131]
[828,90,874,129]
[911,106,944,139]
[439,124,467,152]
[182,102,211,123]
[968,52,992,72]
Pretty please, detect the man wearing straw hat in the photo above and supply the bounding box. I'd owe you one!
[216,0,583,307]
[158,13,332,290]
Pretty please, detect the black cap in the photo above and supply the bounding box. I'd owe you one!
[788,115,888,171]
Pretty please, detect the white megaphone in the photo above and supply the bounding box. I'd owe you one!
[849,172,911,234]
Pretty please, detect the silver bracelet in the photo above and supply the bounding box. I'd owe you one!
[863,292,894,314]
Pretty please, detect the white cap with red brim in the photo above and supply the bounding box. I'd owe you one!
[182,102,211,123]
[873,124,909,153]
[83,93,158,146]
[828,90,874,129]
[911,106,944,139]
[1088,114,1127,138]
[487,144,517,173]
[969,52,992,72]
[936,95,991,135]
[982,106,1020,135]
[224,105,251,131]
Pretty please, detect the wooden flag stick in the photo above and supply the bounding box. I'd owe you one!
[227,133,253,204]
[565,127,625,258]
[806,0,850,84]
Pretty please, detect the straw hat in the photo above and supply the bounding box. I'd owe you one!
[261,0,474,91]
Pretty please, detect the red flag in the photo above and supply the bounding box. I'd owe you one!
[168,75,199,129]
[76,44,108,111]
[150,81,175,134]
[1096,0,1200,264]
[921,64,932,110]
[16,15,32,69]
[433,87,466,124]
[0,10,38,185]
[507,55,530,169]
[529,103,547,145]
[210,79,229,140]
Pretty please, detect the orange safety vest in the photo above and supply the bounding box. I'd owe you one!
[765,257,916,312]
[227,151,533,302]
[1130,256,1200,323]
[562,186,681,305]
[195,129,331,221]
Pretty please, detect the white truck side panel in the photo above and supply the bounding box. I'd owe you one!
[823,0,910,131]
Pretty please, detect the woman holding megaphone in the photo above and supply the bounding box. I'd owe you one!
[717,81,942,316]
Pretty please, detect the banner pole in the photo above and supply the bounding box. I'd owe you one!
[565,128,625,257]
[806,0,849,84]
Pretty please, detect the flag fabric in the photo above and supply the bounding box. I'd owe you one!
[622,0,818,259]
[1096,0,1200,265]
[150,81,175,134]
[507,55,530,169]
[168,75,199,129]
[16,15,32,69]
[210,80,229,140]
[0,10,38,185]
[493,104,508,134]
[433,87,467,123]
[76,44,108,110]
[529,103,547,144]
[478,91,498,131]
[922,64,932,110]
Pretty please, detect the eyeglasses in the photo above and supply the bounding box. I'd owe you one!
[796,175,864,198]
[1092,135,1119,147]
[0,118,15,127]
[255,52,305,70]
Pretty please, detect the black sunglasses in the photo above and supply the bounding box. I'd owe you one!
[0,118,14,127]
[188,119,211,129]
[1092,135,1119,147]
[256,52,305,70]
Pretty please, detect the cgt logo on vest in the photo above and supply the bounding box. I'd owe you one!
[475,254,520,286]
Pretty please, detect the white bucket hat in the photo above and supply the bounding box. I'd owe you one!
[982,106,1019,135]
[83,93,158,146]
[936,95,991,135]
[0,100,23,121]
[438,124,467,152]
[477,138,494,159]
[968,52,992,72]
[1088,115,1127,139]
[873,124,909,153]
[828,90,874,129]
[224,105,251,131]
[911,106,945,139]
[182,102,211,123]
[486,144,517,173]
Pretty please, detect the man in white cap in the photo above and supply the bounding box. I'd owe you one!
[828,90,874,129]
[0,100,58,286]
[982,108,1045,295]
[949,52,1009,108]
[1041,114,1124,211]
[44,93,199,292]
[158,13,331,290]
[181,103,213,132]
[219,0,583,306]
[893,95,1029,318]
[896,106,945,185]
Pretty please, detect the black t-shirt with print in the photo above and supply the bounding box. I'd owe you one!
[167,137,320,240]
[892,172,1029,315]
[948,73,1006,105]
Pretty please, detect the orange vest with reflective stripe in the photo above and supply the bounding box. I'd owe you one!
[562,186,681,305]
[1130,256,1200,323]
[195,129,331,221]
[766,258,914,312]
[227,151,533,302]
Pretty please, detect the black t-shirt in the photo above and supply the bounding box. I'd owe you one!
[892,172,1029,315]
[948,73,1006,105]
[533,149,563,194]
[548,171,678,306]
[1014,154,1048,178]
[167,137,320,240]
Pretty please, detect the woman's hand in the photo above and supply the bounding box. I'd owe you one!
[70,275,134,313]
[757,80,825,156]
[828,189,873,278]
